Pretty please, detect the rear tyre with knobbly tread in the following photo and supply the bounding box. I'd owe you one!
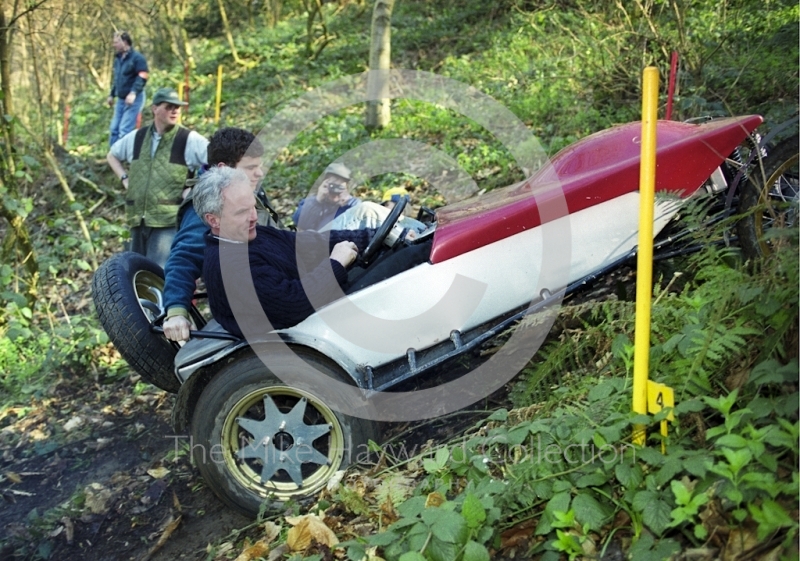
[92,252,180,392]
[191,350,380,518]
[738,135,799,260]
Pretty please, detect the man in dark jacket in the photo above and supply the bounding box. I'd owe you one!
[194,166,371,337]
[161,128,284,341]
[107,31,149,146]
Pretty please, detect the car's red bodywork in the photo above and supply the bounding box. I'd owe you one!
[431,116,763,263]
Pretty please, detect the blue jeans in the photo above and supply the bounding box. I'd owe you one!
[109,91,146,146]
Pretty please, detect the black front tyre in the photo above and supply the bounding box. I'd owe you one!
[738,135,799,260]
[191,351,379,518]
[92,252,180,392]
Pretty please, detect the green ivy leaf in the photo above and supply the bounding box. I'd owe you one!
[682,454,709,478]
[674,398,705,414]
[461,494,486,529]
[426,537,459,561]
[641,497,673,536]
[367,531,399,546]
[575,470,609,488]
[533,479,554,499]
[508,426,529,446]
[462,540,490,561]
[615,462,643,489]
[398,552,427,561]
[588,380,616,402]
[572,491,612,531]
[535,491,571,536]
[655,455,683,487]
[486,409,508,422]
[749,500,796,541]
[429,509,468,544]
[636,446,665,467]
[397,496,426,519]
[670,480,691,506]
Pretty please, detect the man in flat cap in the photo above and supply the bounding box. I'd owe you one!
[107,87,208,267]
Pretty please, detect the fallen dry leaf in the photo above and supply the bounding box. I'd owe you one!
[425,492,445,508]
[233,538,271,561]
[262,520,280,544]
[286,512,338,551]
[63,416,84,432]
[326,469,345,492]
[500,519,537,550]
[4,471,22,484]
[83,482,113,514]
[60,516,74,544]
[147,467,170,479]
[211,541,235,559]
[723,524,759,561]
[141,514,182,561]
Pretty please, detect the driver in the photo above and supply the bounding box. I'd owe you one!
[195,166,429,337]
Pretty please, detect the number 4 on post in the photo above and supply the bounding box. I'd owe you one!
[647,381,675,454]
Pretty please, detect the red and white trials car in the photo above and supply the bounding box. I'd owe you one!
[93,115,763,517]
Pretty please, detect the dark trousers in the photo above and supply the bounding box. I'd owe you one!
[127,223,176,270]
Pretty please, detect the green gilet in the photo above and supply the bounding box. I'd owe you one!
[126,125,192,228]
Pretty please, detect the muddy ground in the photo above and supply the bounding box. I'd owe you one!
[0,372,256,561]
[0,362,505,561]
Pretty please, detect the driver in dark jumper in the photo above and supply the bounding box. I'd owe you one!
[195,166,430,337]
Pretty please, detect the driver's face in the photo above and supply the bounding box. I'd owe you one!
[216,179,258,242]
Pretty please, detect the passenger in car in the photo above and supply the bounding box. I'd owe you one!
[293,162,426,233]
[194,166,429,338]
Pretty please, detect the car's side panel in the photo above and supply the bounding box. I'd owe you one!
[280,190,679,373]
[430,116,763,263]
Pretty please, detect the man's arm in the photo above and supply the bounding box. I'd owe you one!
[161,208,207,342]
[107,132,136,188]
[131,52,149,94]
[184,132,209,170]
[106,152,129,190]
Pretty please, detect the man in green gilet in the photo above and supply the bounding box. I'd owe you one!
[107,87,208,268]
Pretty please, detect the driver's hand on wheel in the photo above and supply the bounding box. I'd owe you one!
[163,315,191,342]
[330,241,358,268]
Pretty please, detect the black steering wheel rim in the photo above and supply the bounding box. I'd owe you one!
[358,195,408,266]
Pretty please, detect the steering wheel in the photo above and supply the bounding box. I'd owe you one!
[358,195,408,266]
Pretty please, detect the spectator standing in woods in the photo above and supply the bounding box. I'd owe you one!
[107,30,149,146]
[106,87,208,268]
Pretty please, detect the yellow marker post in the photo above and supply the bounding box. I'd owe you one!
[215,65,224,124]
[632,67,660,445]
[177,83,184,124]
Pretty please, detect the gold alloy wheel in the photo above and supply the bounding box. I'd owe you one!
[219,385,345,501]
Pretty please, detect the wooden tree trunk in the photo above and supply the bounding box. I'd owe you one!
[0,5,15,147]
[365,0,394,130]
[216,0,244,65]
